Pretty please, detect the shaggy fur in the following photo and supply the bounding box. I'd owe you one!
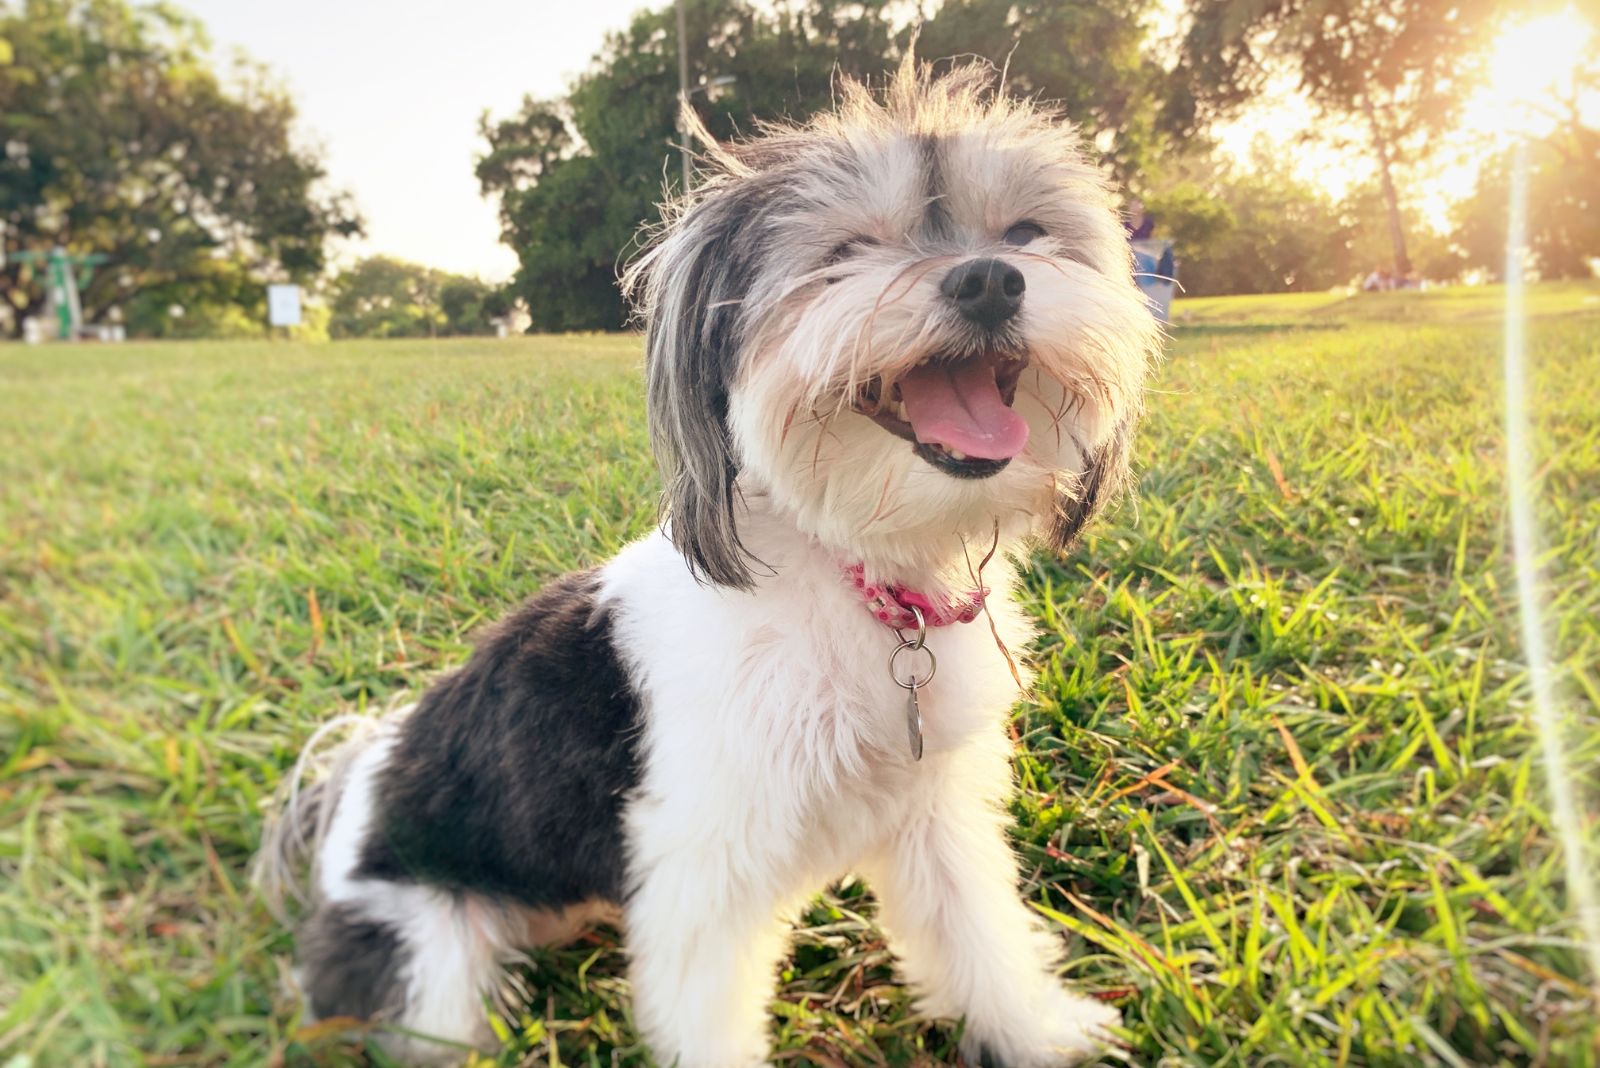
[257,58,1160,1068]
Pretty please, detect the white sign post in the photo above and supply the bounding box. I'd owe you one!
[267,284,303,329]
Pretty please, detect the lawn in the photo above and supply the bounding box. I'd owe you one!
[2,287,1598,1067]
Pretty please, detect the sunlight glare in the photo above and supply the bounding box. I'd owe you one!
[1464,7,1597,140]
[1213,7,1598,233]
[1501,145,1600,1004]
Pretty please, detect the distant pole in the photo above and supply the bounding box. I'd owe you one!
[676,0,691,191]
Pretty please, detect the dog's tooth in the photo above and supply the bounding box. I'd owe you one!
[948,448,967,461]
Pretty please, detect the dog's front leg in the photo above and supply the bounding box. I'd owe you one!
[625,844,790,1068]
[863,740,1118,1067]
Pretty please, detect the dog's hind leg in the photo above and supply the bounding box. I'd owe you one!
[296,886,519,1066]
[270,716,517,1065]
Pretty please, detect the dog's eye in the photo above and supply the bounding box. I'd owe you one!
[823,237,876,267]
[822,237,879,284]
[1002,222,1046,246]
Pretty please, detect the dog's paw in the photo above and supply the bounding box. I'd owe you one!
[962,986,1121,1067]
[1040,987,1121,1061]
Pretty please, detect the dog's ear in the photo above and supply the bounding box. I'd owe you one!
[1047,424,1132,554]
[625,184,766,590]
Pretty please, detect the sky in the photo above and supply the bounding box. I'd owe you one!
[185,0,650,282]
[186,1,1596,280]
[1208,7,1597,232]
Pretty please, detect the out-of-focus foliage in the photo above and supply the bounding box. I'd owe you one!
[1166,0,1502,274]
[477,0,1173,332]
[1455,144,1600,282]
[0,0,361,338]
[910,0,1169,186]
[6,0,1590,340]
[1454,54,1599,281]
[1166,0,1501,139]
[1147,148,1446,296]
[328,256,509,339]
[478,0,898,332]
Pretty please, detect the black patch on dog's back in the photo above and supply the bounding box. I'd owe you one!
[357,569,641,907]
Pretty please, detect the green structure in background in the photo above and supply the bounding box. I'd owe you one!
[4,246,110,339]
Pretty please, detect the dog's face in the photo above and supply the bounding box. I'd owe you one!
[627,62,1161,587]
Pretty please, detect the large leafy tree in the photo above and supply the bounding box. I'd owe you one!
[476,0,1177,330]
[478,0,1181,332]
[1147,149,1431,296]
[911,0,1167,185]
[478,0,896,332]
[328,256,509,339]
[1454,51,1600,280]
[1455,146,1600,282]
[1166,0,1501,275]
[0,0,361,337]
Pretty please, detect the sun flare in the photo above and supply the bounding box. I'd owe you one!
[1467,7,1597,136]
[1211,6,1600,233]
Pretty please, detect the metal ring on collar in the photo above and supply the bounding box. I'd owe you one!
[889,638,937,690]
[894,604,927,650]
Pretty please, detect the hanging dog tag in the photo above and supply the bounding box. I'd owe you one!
[905,677,925,761]
[888,619,936,762]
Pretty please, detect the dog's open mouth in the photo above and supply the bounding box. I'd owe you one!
[851,353,1030,479]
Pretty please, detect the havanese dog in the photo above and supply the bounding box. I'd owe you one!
[256,58,1160,1068]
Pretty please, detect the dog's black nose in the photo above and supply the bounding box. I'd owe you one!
[941,258,1025,329]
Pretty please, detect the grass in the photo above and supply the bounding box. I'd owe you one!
[1171,279,1600,328]
[2,287,1597,1067]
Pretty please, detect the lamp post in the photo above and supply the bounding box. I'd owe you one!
[674,0,734,191]
[677,0,690,191]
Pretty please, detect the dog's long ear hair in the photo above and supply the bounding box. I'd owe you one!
[1048,423,1133,553]
[623,140,770,590]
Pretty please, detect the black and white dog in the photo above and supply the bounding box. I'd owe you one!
[257,60,1160,1068]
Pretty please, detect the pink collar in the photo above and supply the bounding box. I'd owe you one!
[843,563,988,630]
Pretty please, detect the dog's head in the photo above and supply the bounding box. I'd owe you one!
[625,60,1160,588]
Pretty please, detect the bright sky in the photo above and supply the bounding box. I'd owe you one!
[186,0,649,282]
[187,1,1597,277]
[1211,6,1598,232]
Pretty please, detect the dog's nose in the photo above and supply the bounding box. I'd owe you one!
[941,258,1025,329]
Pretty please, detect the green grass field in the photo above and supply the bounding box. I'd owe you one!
[3,285,1598,1067]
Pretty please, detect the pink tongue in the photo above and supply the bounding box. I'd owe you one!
[897,360,1030,460]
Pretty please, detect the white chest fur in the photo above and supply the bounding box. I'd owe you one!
[601,527,1034,889]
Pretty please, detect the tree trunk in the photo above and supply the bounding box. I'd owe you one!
[1364,96,1411,275]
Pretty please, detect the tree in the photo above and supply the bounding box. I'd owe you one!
[1167,0,1501,276]
[438,275,510,336]
[328,256,507,339]
[477,0,897,332]
[1144,143,1449,295]
[0,0,361,337]
[1454,50,1600,281]
[911,0,1168,185]
[1149,156,1346,295]
[477,0,1184,331]
[121,255,271,338]
[1455,143,1600,282]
